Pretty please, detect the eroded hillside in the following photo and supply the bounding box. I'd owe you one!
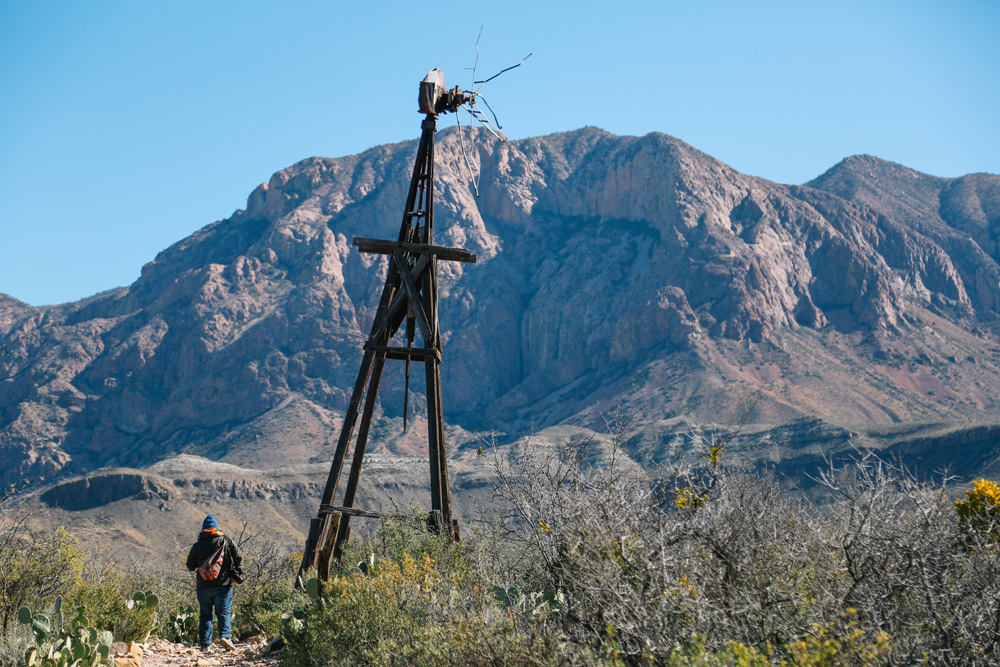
[3,127,1000,491]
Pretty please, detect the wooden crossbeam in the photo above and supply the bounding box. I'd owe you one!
[319,504,382,519]
[353,236,478,263]
[365,345,441,362]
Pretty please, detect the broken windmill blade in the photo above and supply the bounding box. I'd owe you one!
[452,36,532,195]
[299,67,487,591]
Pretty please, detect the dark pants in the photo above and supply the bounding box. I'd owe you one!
[196,586,233,647]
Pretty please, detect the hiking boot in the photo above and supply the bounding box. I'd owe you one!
[219,637,236,651]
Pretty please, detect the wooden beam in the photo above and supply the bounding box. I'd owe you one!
[319,504,382,519]
[366,345,441,362]
[353,236,478,264]
[314,512,340,593]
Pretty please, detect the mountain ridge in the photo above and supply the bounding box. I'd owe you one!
[2,126,1000,493]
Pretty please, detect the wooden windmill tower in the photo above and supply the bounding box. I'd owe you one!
[299,69,485,585]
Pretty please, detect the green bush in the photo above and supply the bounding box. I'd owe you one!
[0,524,84,634]
[65,571,159,643]
[233,578,301,640]
[283,549,566,667]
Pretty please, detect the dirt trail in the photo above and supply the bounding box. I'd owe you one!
[120,637,281,667]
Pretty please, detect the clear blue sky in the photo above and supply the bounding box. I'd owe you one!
[2,0,998,306]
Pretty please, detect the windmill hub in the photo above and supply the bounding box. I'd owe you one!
[418,68,470,116]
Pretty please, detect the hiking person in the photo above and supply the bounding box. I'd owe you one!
[186,514,243,650]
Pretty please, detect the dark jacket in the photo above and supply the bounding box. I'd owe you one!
[186,532,243,589]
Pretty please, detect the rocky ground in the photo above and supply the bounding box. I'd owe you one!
[114,636,281,667]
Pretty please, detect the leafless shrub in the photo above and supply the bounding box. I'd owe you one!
[489,414,707,658]
[814,451,1000,665]
[229,521,300,638]
[233,521,296,590]
[486,417,1000,665]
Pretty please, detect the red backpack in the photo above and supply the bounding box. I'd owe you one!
[198,540,227,581]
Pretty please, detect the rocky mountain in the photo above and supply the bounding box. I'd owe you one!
[3,126,1000,508]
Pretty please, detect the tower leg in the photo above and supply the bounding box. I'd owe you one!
[331,353,387,561]
[299,347,378,582]
[425,356,453,530]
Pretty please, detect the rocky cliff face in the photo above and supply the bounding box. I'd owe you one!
[3,127,1000,488]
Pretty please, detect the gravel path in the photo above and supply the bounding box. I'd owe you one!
[119,636,281,667]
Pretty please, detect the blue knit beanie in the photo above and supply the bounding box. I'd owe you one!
[202,515,219,531]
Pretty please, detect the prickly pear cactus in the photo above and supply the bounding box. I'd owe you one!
[161,604,198,643]
[18,603,114,666]
[17,607,51,644]
[126,590,159,611]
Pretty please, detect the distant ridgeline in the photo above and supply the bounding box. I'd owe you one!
[2,127,1000,491]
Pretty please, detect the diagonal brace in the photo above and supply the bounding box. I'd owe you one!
[370,254,431,342]
[392,251,434,343]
